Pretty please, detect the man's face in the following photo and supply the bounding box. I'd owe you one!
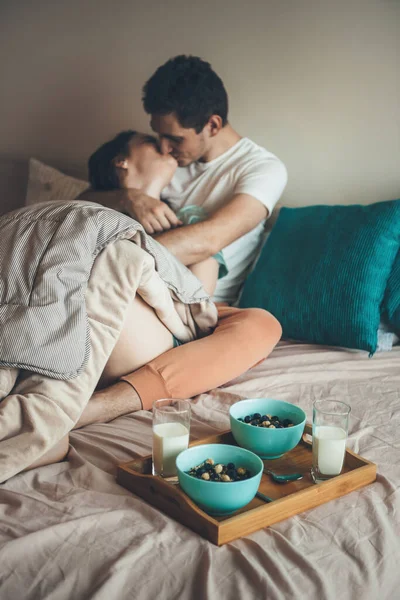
[150,113,209,167]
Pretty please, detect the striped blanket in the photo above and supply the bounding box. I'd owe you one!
[0,200,217,379]
[0,202,217,480]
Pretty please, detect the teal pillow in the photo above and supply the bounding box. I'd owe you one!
[383,249,400,335]
[239,200,400,354]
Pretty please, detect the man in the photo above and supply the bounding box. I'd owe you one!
[83,55,287,304]
[74,55,287,428]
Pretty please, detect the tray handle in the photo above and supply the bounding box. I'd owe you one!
[119,467,217,523]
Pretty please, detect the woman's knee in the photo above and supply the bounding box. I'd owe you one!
[239,308,282,349]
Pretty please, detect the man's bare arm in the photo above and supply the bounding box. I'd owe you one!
[78,188,181,234]
[154,193,268,266]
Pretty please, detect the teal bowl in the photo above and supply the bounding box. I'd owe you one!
[176,444,263,516]
[230,398,306,459]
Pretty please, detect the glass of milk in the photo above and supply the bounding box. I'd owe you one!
[152,399,191,478]
[311,399,351,483]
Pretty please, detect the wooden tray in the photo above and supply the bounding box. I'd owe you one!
[116,424,376,546]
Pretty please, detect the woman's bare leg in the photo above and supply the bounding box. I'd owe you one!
[76,305,282,427]
[97,294,174,389]
[75,295,174,427]
[74,381,141,428]
[122,306,282,410]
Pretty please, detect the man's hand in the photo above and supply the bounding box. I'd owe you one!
[78,188,181,234]
[123,191,182,234]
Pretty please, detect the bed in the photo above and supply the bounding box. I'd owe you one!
[0,157,399,600]
[0,341,399,599]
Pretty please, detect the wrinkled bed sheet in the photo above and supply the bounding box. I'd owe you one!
[0,342,399,600]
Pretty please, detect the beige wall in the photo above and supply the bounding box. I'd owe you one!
[0,0,399,207]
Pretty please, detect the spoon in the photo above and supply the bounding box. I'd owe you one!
[263,468,303,483]
[256,491,274,503]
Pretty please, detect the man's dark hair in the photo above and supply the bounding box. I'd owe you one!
[88,130,137,190]
[142,55,228,133]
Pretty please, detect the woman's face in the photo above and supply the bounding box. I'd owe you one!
[121,133,178,187]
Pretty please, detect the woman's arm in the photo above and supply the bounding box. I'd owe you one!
[189,257,219,295]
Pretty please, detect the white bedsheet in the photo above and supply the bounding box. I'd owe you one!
[0,342,399,600]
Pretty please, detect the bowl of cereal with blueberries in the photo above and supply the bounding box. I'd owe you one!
[176,444,263,515]
[230,398,306,459]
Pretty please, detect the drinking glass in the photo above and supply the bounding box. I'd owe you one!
[311,399,351,483]
[152,399,191,478]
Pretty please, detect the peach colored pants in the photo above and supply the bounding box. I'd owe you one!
[121,306,282,410]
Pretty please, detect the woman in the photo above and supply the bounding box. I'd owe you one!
[88,130,226,295]
[28,132,282,470]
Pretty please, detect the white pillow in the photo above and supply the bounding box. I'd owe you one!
[25,158,88,206]
[376,321,399,352]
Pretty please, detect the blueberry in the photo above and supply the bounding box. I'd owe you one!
[238,417,244,422]
[227,469,236,480]
[227,462,235,470]
[272,416,279,421]
[261,415,268,422]
[253,413,261,419]
[250,420,259,426]
[244,415,251,423]
[283,419,291,427]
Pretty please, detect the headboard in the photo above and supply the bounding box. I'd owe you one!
[0,156,88,216]
[0,157,29,215]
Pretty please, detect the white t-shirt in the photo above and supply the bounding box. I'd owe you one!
[162,137,288,304]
